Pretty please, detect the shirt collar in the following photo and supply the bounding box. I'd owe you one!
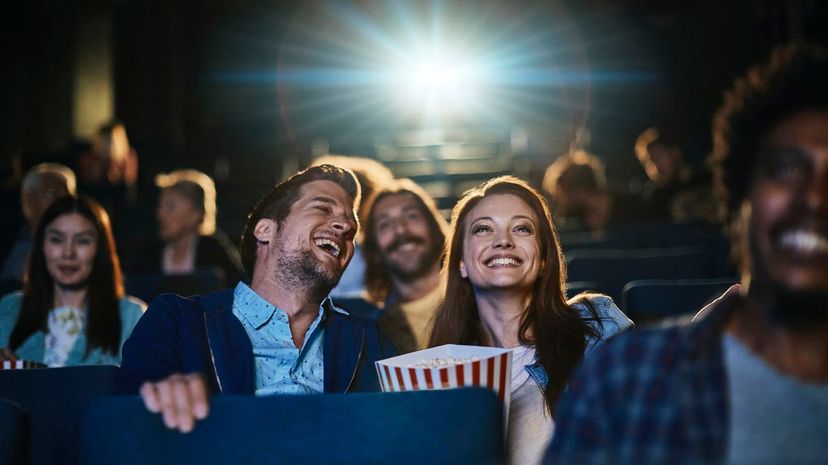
[233,282,349,329]
[233,282,278,329]
[323,295,350,316]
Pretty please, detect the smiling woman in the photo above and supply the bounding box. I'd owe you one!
[429,176,632,465]
[0,195,145,367]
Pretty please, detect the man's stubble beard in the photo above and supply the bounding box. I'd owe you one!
[275,247,341,304]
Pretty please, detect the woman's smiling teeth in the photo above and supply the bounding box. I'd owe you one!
[486,257,522,267]
[314,238,341,257]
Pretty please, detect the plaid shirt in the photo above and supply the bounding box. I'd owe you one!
[544,294,739,465]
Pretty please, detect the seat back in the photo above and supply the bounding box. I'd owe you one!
[566,246,718,304]
[81,388,504,465]
[565,281,601,299]
[125,269,225,302]
[559,222,726,250]
[0,399,27,465]
[0,365,119,465]
[623,278,738,323]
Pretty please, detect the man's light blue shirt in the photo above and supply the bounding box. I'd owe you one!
[232,282,342,395]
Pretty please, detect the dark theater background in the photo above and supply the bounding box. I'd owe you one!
[2,3,828,465]
[1,0,827,246]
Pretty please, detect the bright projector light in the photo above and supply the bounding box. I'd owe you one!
[392,55,481,112]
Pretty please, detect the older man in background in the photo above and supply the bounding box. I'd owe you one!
[1,163,76,281]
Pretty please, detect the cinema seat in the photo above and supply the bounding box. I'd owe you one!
[0,399,26,465]
[566,246,717,303]
[80,388,504,465]
[622,278,738,323]
[125,269,225,303]
[0,365,119,465]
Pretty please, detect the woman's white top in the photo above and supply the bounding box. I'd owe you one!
[507,345,552,465]
[44,305,87,367]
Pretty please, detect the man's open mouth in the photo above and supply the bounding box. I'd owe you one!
[314,238,341,257]
[777,229,828,255]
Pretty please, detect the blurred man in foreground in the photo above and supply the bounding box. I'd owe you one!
[546,43,828,465]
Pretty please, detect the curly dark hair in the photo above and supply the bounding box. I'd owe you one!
[710,43,828,224]
[239,164,361,277]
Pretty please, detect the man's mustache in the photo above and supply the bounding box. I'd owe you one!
[387,235,426,253]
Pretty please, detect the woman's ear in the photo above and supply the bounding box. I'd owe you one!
[459,260,468,279]
[254,219,275,244]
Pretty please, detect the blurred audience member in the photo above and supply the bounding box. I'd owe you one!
[127,169,244,285]
[542,150,613,232]
[0,195,145,367]
[311,155,395,297]
[633,127,713,222]
[545,43,828,465]
[429,176,632,465]
[1,163,76,282]
[77,120,138,191]
[362,178,447,353]
[74,121,142,248]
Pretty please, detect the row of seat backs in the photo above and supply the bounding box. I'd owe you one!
[565,245,735,304]
[1,270,226,306]
[568,277,737,324]
[124,269,226,303]
[558,222,727,251]
[80,390,503,465]
[622,278,737,323]
[0,366,504,465]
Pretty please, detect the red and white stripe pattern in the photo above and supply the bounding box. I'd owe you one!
[1,359,46,370]
[376,344,513,437]
[378,351,511,402]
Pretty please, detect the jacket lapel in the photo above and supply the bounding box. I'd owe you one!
[199,291,254,395]
[323,310,366,393]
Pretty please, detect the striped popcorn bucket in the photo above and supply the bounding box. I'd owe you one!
[1,359,47,370]
[376,344,512,433]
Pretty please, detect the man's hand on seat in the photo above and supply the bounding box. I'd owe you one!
[139,373,210,433]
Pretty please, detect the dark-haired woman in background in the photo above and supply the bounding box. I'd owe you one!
[429,176,632,465]
[0,195,145,366]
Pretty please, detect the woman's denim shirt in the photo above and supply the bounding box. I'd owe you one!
[524,295,633,389]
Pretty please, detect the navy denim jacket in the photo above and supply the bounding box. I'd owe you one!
[116,288,396,394]
[524,295,633,390]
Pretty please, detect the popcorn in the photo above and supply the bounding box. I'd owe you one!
[376,344,512,436]
[409,355,480,369]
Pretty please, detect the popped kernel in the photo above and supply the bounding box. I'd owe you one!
[409,355,480,368]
